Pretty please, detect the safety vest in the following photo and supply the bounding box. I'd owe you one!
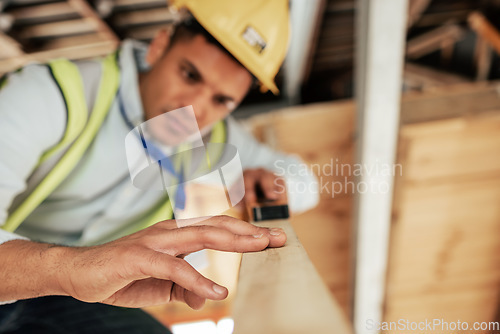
[1,53,226,240]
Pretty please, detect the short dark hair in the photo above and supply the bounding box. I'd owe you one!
[169,17,258,86]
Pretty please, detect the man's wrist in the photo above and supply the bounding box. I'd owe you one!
[40,243,74,297]
[0,239,72,300]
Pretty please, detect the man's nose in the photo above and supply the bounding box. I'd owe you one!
[186,88,212,126]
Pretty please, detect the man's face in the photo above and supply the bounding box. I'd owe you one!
[139,33,253,145]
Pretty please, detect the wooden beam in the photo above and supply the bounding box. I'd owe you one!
[401,81,500,124]
[9,0,51,5]
[7,2,76,22]
[38,33,108,50]
[406,24,466,59]
[468,11,500,56]
[16,18,98,39]
[0,32,24,59]
[403,62,469,91]
[407,0,432,29]
[415,9,471,27]
[112,7,177,27]
[354,0,408,332]
[67,0,118,44]
[0,40,117,74]
[232,220,352,334]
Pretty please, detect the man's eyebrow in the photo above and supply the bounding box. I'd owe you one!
[181,58,237,103]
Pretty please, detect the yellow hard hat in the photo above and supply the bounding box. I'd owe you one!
[169,0,290,95]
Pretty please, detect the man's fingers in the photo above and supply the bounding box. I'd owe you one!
[139,253,228,301]
[198,216,287,249]
[165,215,273,237]
[171,284,206,310]
[192,215,264,234]
[155,216,286,251]
[167,225,280,255]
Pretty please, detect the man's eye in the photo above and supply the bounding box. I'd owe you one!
[214,97,226,105]
[181,68,197,82]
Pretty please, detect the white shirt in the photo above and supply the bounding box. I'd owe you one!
[0,40,319,246]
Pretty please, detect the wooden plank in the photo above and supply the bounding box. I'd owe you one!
[401,112,500,182]
[403,62,469,91]
[9,0,51,5]
[112,7,177,27]
[38,33,109,50]
[415,9,471,27]
[7,2,76,22]
[386,176,500,333]
[16,18,98,39]
[232,220,352,334]
[400,81,500,124]
[0,40,117,74]
[406,24,466,59]
[385,96,500,333]
[244,100,355,316]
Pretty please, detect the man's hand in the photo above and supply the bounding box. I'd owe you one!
[0,216,285,310]
[243,168,287,207]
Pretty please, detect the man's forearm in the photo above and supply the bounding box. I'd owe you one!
[0,239,68,302]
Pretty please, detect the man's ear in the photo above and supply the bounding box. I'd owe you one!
[146,29,171,66]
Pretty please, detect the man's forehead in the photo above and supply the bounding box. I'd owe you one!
[170,35,252,98]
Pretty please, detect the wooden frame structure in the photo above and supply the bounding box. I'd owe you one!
[0,0,119,74]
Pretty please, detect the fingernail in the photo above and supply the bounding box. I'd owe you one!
[212,284,226,295]
[269,228,282,236]
[252,233,264,238]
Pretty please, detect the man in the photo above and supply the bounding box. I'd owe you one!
[0,0,318,333]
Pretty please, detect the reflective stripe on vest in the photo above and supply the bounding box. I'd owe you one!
[2,53,120,233]
[0,75,7,90]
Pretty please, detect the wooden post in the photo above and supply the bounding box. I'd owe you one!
[354,0,408,333]
[232,220,352,334]
[284,0,326,104]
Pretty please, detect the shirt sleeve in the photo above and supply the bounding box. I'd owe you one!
[225,116,319,214]
[0,64,67,244]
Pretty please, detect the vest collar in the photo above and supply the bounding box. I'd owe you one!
[118,39,149,127]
